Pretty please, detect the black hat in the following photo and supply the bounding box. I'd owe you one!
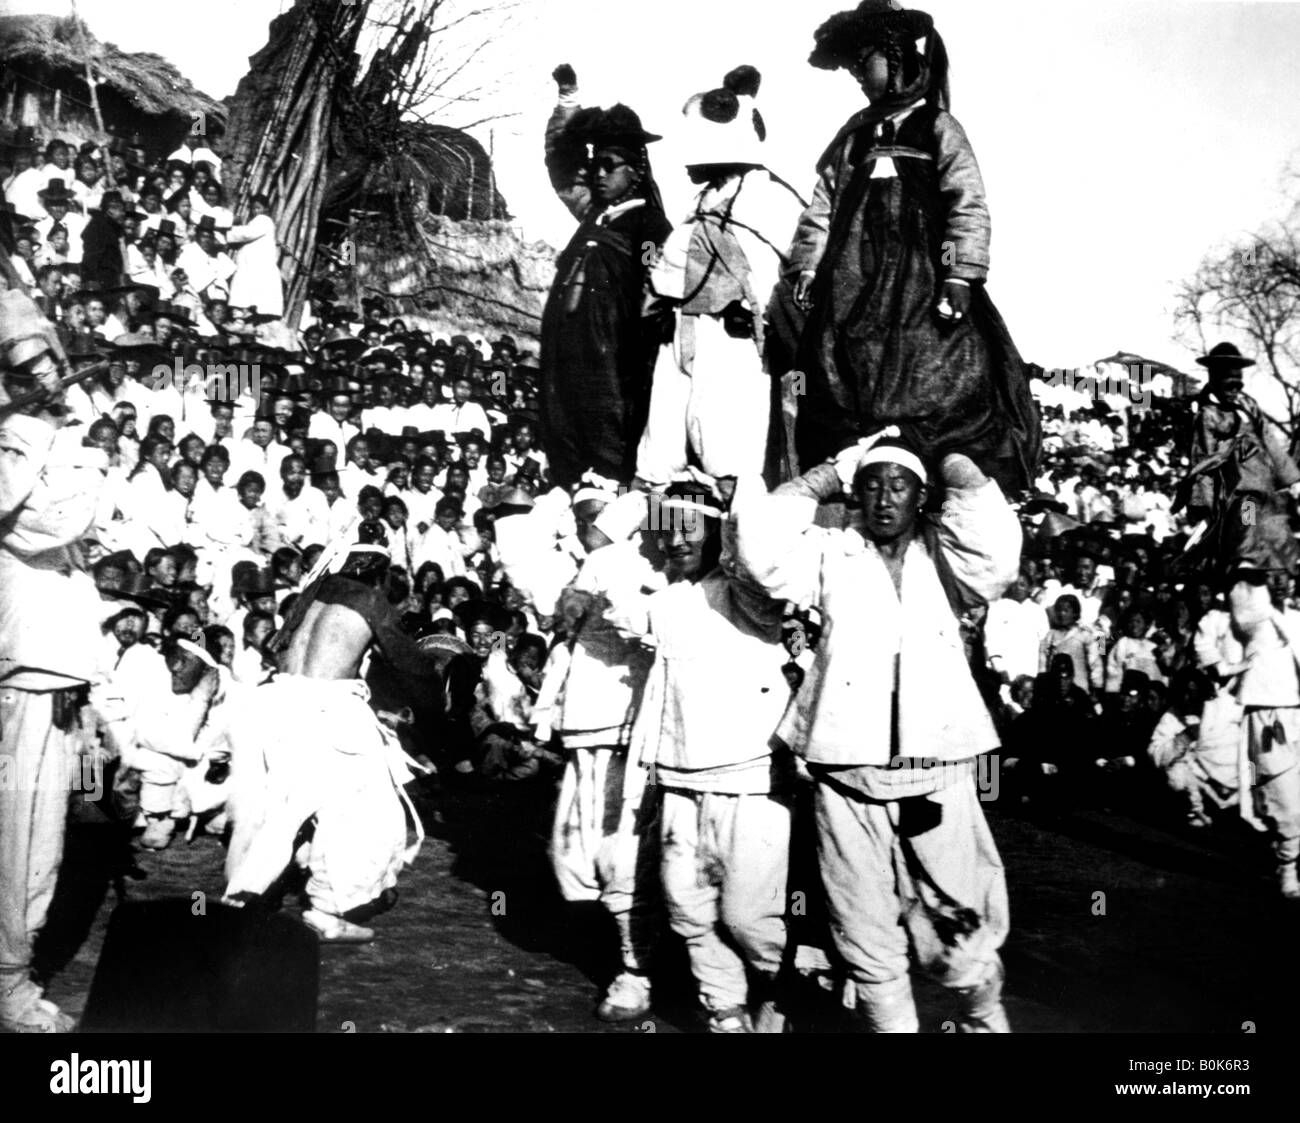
[63,329,113,360]
[111,573,178,612]
[361,347,401,371]
[1196,342,1255,371]
[153,299,195,328]
[37,178,75,204]
[584,104,662,148]
[809,1,935,70]
[323,375,354,397]
[491,334,518,357]
[111,332,168,362]
[193,214,218,235]
[0,200,35,226]
[1119,669,1151,696]
[366,433,402,463]
[320,327,366,362]
[235,567,277,596]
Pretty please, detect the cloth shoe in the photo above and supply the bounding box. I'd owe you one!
[954,959,1012,1033]
[707,1006,754,1033]
[139,813,175,851]
[0,980,76,1033]
[301,908,375,943]
[595,971,652,1022]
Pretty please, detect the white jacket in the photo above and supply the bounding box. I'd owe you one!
[0,416,108,685]
[226,214,284,317]
[605,568,788,771]
[733,474,1020,766]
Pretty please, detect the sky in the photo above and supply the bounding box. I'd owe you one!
[7,0,1300,374]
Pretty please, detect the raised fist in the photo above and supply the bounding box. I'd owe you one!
[552,63,577,93]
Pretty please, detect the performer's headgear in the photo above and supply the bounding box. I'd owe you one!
[679,66,767,169]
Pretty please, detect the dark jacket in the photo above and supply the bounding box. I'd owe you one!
[80,213,125,291]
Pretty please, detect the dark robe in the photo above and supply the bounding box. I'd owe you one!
[539,200,670,488]
[792,104,1040,495]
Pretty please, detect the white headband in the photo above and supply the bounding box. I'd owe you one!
[573,471,620,508]
[347,543,391,559]
[659,497,724,520]
[573,486,617,507]
[176,637,219,670]
[857,445,927,484]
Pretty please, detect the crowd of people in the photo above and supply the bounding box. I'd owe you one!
[2,0,1299,1037]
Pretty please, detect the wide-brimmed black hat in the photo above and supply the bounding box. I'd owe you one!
[361,347,401,370]
[1196,342,1255,371]
[153,299,195,328]
[0,200,35,226]
[323,375,355,397]
[320,327,366,362]
[582,104,662,148]
[37,178,75,204]
[63,328,114,360]
[111,332,168,362]
[809,0,934,71]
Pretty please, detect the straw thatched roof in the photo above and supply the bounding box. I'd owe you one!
[0,13,224,129]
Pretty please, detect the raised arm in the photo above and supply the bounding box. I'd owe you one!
[545,64,592,221]
[730,466,835,607]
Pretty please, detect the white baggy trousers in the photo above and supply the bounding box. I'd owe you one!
[659,788,790,1014]
[636,317,771,485]
[224,676,418,916]
[0,689,75,998]
[550,746,659,972]
[815,773,1010,1032]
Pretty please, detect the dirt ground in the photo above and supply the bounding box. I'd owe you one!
[33,764,1300,1034]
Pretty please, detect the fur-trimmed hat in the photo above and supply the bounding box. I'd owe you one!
[809,1,934,71]
[581,104,662,150]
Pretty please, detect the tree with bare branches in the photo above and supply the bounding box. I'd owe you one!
[1174,217,1300,439]
[222,0,523,327]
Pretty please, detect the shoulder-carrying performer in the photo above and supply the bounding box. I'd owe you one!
[223,530,442,942]
[0,289,108,1031]
[635,66,806,498]
[600,479,792,1033]
[733,426,1021,1031]
[1178,342,1300,580]
[539,65,672,488]
[495,478,664,1019]
[787,1,1039,493]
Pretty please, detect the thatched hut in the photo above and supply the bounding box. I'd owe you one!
[0,13,225,152]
